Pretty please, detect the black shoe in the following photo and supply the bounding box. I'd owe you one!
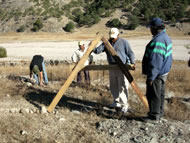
[141,116,160,124]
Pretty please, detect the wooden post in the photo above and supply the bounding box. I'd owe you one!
[47,35,102,112]
[102,37,149,110]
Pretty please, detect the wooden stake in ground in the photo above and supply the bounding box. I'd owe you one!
[47,35,102,112]
[102,37,149,110]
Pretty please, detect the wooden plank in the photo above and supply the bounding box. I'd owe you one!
[83,64,119,70]
[102,37,149,110]
[47,35,102,112]
[82,64,134,71]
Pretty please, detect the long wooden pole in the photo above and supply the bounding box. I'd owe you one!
[47,35,101,112]
[102,37,149,110]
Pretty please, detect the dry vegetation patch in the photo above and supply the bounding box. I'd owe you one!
[0,60,190,142]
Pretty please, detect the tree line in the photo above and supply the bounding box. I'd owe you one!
[0,0,189,32]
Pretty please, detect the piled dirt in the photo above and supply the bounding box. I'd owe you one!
[0,62,190,143]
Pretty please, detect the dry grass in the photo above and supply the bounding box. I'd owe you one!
[0,60,189,121]
[131,60,190,96]
[165,97,190,121]
[47,64,71,81]
[1,60,189,96]
[0,65,28,76]
[167,61,190,95]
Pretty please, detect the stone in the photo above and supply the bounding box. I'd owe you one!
[20,130,27,135]
[20,108,30,114]
[59,118,65,122]
[71,110,80,114]
[41,106,47,114]
[9,108,19,113]
[26,82,32,87]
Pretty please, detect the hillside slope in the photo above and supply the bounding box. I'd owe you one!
[0,0,190,37]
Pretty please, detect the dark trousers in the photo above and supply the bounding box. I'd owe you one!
[146,75,167,120]
[77,70,90,83]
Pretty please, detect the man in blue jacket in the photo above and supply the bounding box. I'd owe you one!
[142,18,173,122]
[93,28,135,113]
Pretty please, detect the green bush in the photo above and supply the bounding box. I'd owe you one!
[104,11,111,17]
[31,19,43,32]
[78,15,93,26]
[17,25,25,32]
[93,15,101,24]
[72,8,83,17]
[132,8,140,16]
[128,15,139,30]
[64,22,75,32]
[0,47,7,58]
[108,18,121,28]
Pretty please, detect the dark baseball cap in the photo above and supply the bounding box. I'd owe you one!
[147,17,164,27]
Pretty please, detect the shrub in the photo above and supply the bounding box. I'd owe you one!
[72,8,83,17]
[128,15,139,30]
[108,18,121,28]
[171,17,176,23]
[64,22,75,32]
[0,47,7,58]
[93,15,101,24]
[104,11,111,17]
[17,25,25,32]
[31,19,43,32]
[97,8,105,15]
[132,8,140,16]
[76,15,93,26]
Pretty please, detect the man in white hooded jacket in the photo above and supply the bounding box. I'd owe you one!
[72,41,92,84]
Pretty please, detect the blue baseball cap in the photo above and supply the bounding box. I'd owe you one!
[147,17,164,27]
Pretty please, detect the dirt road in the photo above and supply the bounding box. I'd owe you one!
[0,39,190,62]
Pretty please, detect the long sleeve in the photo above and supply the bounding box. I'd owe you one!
[124,40,135,64]
[93,43,105,54]
[71,51,79,63]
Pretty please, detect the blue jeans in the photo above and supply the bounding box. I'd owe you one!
[33,73,39,84]
[33,61,48,84]
[42,61,48,84]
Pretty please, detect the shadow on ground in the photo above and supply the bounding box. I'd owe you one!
[7,75,146,120]
[23,86,127,119]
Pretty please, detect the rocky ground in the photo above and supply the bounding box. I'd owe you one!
[0,62,190,143]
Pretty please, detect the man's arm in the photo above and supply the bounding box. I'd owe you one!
[125,40,136,70]
[71,51,79,63]
[147,51,163,82]
[125,40,135,64]
[93,43,105,54]
[39,71,43,86]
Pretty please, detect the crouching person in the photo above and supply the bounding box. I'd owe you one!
[30,55,48,86]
